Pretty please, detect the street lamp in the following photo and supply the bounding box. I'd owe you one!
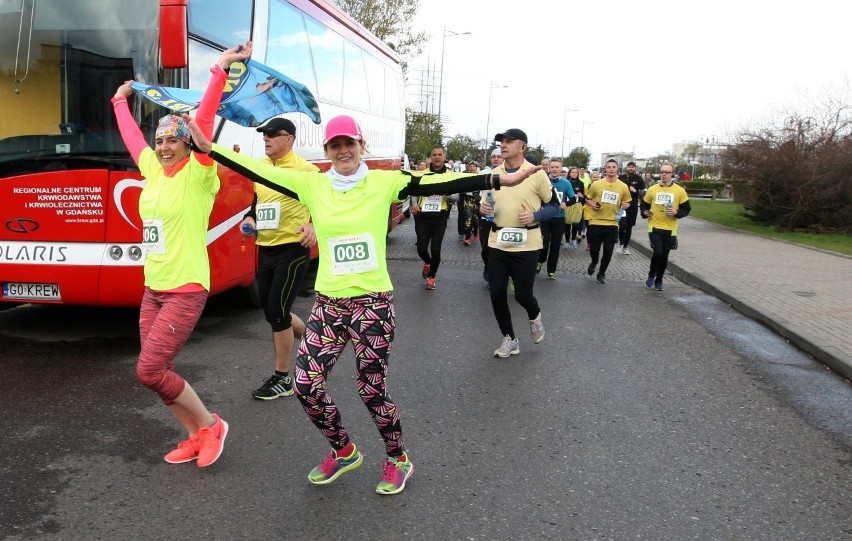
[483,82,508,163]
[437,26,471,123]
[580,120,594,148]
[560,107,578,159]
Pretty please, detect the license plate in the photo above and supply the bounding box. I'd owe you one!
[3,282,62,301]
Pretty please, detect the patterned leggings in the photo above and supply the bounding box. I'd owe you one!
[137,288,208,405]
[293,291,404,457]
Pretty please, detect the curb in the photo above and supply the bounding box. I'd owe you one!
[628,238,852,382]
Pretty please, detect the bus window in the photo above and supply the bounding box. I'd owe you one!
[266,0,317,98]
[384,69,402,120]
[363,54,386,117]
[303,15,343,104]
[188,0,253,47]
[0,0,158,169]
[342,42,369,112]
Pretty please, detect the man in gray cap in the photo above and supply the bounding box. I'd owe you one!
[241,117,319,401]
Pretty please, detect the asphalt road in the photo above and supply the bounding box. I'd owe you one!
[2,219,850,540]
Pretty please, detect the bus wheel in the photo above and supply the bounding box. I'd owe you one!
[240,279,261,308]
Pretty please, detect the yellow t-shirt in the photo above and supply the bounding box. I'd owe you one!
[138,148,219,291]
[585,178,632,226]
[254,151,318,246]
[486,161,553,252]
[644,183,689,234]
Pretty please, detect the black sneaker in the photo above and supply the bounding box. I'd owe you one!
[587,263,596,276]
[252,374,294,400]
[596,273,606,284]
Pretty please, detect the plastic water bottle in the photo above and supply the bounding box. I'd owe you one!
[241,222,256,236]
[615,208,624,222]
[666,201,673,216]
[484,191,495,222]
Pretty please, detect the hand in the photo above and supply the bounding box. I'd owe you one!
[589,200,601,211]
[665,207,677,217]
[218,41,253,69]
[410,202,420,215]
[114,80,134,99]
[644,210,654,217]
[499,165,544,187]
[240,217,256,237]
[297,223,317,247]
[182,113,212,152]
[479,201,493,216]
[559,202,567,210]
[629,186,637,193]
[620,202,630,210]
[518,202,535,226]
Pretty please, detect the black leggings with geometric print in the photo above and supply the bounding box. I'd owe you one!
[293,291,405,458]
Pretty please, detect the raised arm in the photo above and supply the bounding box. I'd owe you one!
[193,41,253,164]
[111,81,147,165]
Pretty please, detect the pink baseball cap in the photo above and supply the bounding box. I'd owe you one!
[323,115,363,145]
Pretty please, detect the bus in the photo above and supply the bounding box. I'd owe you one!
[0,0,407,307]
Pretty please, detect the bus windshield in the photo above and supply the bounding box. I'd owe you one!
[0,0,160,175]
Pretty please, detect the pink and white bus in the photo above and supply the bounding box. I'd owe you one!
[0,0,406,307]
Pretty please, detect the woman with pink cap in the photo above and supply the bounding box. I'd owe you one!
[110,43,252,468]
[185,111,539,494]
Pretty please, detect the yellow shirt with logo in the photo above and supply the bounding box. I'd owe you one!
[585,178,632,226]
[138,148,218,291]
[486,160,553,252]
[255,151,318,246]
[644,183,689,235]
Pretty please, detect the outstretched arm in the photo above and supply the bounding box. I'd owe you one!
[402,165,544,198]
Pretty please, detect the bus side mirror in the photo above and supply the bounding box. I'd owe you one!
[159,0,188,69]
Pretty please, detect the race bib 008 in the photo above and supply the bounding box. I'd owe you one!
[328,233,379,275]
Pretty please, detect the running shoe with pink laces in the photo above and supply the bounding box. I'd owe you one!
[164,434,200,464]
[196,413,228,468]
[376,451,414,495]
[308,445,363,485]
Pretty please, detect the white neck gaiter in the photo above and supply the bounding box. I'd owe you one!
[326,162,369,192]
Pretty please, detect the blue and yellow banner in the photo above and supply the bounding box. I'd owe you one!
[131,59,321,126]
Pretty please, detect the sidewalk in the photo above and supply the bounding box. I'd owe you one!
[629,217,852,381]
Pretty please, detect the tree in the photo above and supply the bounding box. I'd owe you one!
[724,88,852,231]
[565,147,592,169]
[405,108,441,163]
[334,0,427,76]
[525,144,547,165]
[445,134,482,164]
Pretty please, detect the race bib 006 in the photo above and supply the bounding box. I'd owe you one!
[142,218,165,254]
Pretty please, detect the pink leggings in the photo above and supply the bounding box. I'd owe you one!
[137,288,208,404]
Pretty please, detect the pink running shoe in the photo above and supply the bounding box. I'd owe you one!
[196,413,229,468]
[164,435,200,464]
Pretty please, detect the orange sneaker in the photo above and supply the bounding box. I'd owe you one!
[425,277,436,290]
[421,263,431,279]
[164,435,200,464]
[196,413,229,468]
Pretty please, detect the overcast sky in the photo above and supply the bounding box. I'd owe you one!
[405,0,851,165]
